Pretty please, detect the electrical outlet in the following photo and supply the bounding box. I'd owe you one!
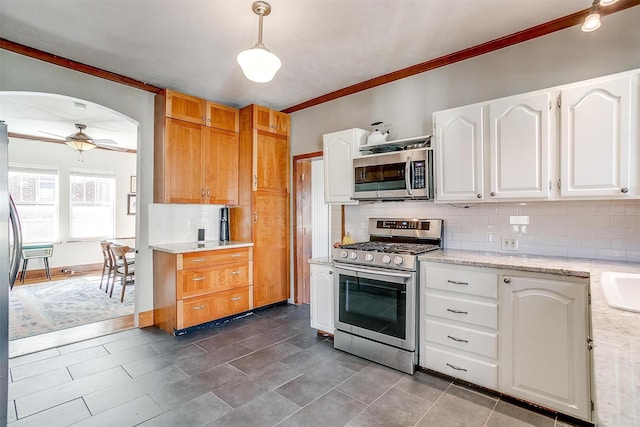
[501,235,520,252]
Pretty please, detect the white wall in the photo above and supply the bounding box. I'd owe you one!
[1,50,155,318]
[290,7,640,264]
[8,138,136,268]
[148,203,224,245]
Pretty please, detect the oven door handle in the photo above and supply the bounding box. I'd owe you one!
[335,264,413,279]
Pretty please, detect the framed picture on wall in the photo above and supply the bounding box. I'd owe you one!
[130,176,137,193]
[127,194,136,215]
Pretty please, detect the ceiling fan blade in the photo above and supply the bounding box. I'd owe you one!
[93,139,129,151]
[39,130,66,139]
[93,139,118,146]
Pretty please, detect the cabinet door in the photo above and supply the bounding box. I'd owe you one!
[204,128,239,204]
[560,75,632,198]
[165,90,207,125]
[252,105,289,135]
[323,129,367,204]
[310,264,334,333]
[206,102,239,132]
[271,110,290,136]
[253,192,289,307]
[254,132,289,192]
[489,92,553,200]
[499,273,591,420]
[434,105,485,202]
[164,118,204,204]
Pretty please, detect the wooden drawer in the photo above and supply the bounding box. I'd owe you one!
[177,262,250,299]
[180,247,250,270]
[424,292,497,330]
[424,319,497,359]
[177,287,250,329]
[421,345,498,389]
[424,263,497,299]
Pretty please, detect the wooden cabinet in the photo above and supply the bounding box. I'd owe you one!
[153,247,253,333]
[252,104,290,136]
[155,90,239,204]
[322,128,368,204]
[310,263,334,334]
[433,104,485,202]
[560,75,634,198]
[488,91,554,200]
[420,262,498,389]
[499,271,591,421]
[231,104,290,309]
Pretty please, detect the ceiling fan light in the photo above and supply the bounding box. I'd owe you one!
[65,139,97,152]
[582,11,601,32]
[237,45,282,83]
[599,0,618,5]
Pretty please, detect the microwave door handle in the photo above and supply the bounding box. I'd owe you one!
[405,156,413,195]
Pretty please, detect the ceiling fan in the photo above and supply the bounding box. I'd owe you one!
[40,123,128,154]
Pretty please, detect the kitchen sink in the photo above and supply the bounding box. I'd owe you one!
[600,272,640,313]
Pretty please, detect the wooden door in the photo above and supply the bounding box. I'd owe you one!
[206,102,239,132]
[165,90,207,125]
[294,158,312,304]
[254,132,289,192]
[164,118,204,204]
[252,191,289,308]
[205,128,239,205]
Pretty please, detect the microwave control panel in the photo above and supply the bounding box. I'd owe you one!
[413,160,426,189]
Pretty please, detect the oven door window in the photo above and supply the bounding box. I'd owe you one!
[338,273,406,340]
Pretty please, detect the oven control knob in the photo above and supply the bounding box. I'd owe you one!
[382,255,392,264]
[349,252,358,260]
[365,253,374,262]
[340,250,348,258]
[393,256,404,265]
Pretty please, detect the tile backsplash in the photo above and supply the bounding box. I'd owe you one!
[148,203,224,245]
[344,199,640,263]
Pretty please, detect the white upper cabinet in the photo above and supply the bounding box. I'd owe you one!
[434,105,485,202]
[560,75,635,198]
[488,92,554,200]
[323,128,368,204]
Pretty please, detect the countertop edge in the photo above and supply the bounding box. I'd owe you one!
[150,241,253,254]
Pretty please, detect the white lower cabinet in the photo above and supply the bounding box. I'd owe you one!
[499,272,592,421]
[420,262,593,422]
[309,263,334,334]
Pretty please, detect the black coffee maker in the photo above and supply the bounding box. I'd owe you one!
[219,207,230,242]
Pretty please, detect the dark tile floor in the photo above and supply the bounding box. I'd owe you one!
[7,304,581,427]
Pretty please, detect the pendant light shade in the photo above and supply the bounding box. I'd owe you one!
[65,124,97,152]
[237,1,281,83]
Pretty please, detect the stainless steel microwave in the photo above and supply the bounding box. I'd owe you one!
[353,148,433,201]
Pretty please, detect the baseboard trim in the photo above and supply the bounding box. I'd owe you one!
[138,310,154,328]
[16,263,103,284]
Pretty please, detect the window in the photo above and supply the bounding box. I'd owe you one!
[8,166,59,243]
[70,169,116,239]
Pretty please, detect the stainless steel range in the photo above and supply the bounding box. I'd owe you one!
[332,218,443,374]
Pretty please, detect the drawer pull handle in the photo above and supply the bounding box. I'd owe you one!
[447,280,469,286]
[191,258,205,263]
[446,363,468,372]
[192,277,205,281]
[446,308,468,315]
[447,335,469,343]
[230,296,242,301]
[230,254,242,257]
[192,305,206,310]
[231,271,241,275]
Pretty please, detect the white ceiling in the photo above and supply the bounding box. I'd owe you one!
[0,0,594,147]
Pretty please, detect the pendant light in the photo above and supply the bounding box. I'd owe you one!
[581,0,601,32]
[65,123,97,161]
[237,1,281,83]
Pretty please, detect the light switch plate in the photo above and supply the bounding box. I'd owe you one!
[509,216,530,225]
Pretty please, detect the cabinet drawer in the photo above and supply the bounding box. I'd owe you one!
[177,262,250,299]
[424,263,497,299]
[181,248,250,269]
[425,292,497,330]
[422,345,498,389]
[424,319,497,359]
[177,287,250,329]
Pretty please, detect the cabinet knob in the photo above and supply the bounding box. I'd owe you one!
[490,192,496,197]
[621,187,629,193]
[329,271,334,275]
[476,194,482,199]
[504,277,511,284]
[201,117,206,122]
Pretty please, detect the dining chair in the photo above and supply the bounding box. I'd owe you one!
[109,245,135,302]
[99,241,114,292]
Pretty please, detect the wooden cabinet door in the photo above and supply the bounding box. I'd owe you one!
[499,273,591,420]
[254,132,289,193]
[166,90,207,125]
[310,264,334,334]
[323,128,367,204]
[253,105,273,133]
[489,92,553,200]
[206,102,239,132]
[164,118,204,204]
[271,110,290,136]
[252,192,288,307]
[204,128,239,205]
[434,105,485,202]
[560,75,632,198]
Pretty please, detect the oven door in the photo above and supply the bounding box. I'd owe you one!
[334,264,416,351]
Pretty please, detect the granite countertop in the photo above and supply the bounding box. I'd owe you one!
[419,249,640,427]
[150,240,253,254]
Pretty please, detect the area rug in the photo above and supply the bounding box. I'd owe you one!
[9,275,134,341]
